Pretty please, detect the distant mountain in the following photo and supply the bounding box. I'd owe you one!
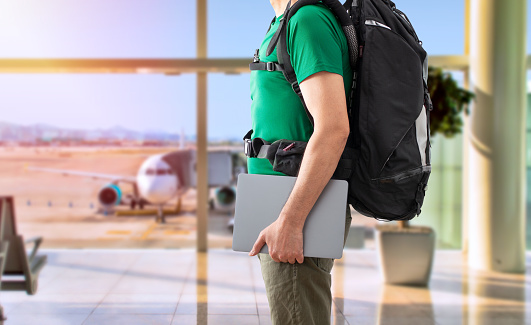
[0,121,183,143]
[0,121,246,144]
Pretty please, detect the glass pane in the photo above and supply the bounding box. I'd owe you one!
[208,74,251,141]
[0,74,198,248]
[207,74,251,248]
[209,0,465,57]
[0,1,195,58]
[208,0,273,58]
[396,0,464,55]
[1,74,196,132]
[412,132,463,249]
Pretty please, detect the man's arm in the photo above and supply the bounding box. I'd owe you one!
[249,71,349,264]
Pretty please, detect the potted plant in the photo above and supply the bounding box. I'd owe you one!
[375,67,474,286]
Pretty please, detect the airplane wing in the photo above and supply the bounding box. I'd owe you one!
[207,146,243,153]
[27,167,137,183]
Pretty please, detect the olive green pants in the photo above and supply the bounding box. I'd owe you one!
[258,207,352,325]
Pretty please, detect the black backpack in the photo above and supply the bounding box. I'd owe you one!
[245,0,432,221]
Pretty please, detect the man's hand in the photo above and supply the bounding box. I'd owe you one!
[248,218,304,264]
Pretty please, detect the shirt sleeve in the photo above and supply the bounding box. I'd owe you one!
[287,5,345,84]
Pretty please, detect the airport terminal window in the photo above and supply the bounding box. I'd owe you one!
[0,72,198,249]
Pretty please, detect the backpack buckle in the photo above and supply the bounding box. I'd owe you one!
[244,139,254,157]
[291,82,301,94]
[266,62,275,71]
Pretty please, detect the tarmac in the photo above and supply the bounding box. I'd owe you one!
[0,146,235,249]
[0,146,376,250]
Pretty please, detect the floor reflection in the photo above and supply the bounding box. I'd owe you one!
[196,252,208,325]
[466,268,527,325]
[0,249,528,325]
[335,251,530,325]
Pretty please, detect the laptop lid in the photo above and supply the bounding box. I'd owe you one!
[232,173,348,259]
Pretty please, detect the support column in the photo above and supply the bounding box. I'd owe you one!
[461,0,470,256]
[467,0,527,272]
[196,0,208,252]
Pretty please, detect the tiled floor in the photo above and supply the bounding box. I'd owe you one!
[0,249,530,325]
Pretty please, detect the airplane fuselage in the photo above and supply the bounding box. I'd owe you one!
[137,155,179,205]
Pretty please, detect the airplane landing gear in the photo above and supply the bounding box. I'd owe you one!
[156,205,166,223]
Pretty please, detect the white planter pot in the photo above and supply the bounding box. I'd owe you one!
[345,225,365,249]
[375,226,435,286]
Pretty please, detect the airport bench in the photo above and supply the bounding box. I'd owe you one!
[0,197,47,296]
[0,239,8,321]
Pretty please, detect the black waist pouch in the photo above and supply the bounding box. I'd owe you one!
[249,137,352,179]
[271,140,307,176]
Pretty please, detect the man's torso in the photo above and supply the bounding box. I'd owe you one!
[248,4,353,175]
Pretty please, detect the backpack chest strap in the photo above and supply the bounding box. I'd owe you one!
[249,61,284,72]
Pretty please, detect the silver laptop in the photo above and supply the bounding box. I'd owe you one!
[232,173,348,259]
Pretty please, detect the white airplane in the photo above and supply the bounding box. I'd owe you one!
[29,148,241,223]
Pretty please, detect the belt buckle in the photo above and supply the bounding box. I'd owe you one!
[266,62,275,72]
[244,139,253,157]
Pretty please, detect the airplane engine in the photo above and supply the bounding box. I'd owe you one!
[211,186,236,211]
[98,183,122,208]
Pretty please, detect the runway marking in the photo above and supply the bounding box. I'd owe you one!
[106,230,132,235]
[164,230,190,236]
[140,223,158,240]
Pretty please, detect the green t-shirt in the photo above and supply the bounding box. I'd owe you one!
[248,4,353,175]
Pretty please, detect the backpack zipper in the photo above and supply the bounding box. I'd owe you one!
[364,18,421,61]
[365,19,391,30]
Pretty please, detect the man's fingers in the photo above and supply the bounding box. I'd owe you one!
[296,254,304,264]
[249,233,266,256]
[288,257,296,264]
[270,251,281,263]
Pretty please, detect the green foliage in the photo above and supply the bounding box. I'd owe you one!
[427,67,474,138]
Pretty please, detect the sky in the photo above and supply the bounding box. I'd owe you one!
[0,0,527,140]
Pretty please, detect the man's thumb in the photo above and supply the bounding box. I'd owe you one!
[249,233,266,256]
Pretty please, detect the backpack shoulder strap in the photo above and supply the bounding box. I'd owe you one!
[266,0,358,127]
[275,0,321,126]
[266,16,276,34]
[278,22,314,126]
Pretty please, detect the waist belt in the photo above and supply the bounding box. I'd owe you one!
[243,130,275,160]
[242,129,353,180]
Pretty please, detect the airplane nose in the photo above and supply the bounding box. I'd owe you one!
[141,178,177,204]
